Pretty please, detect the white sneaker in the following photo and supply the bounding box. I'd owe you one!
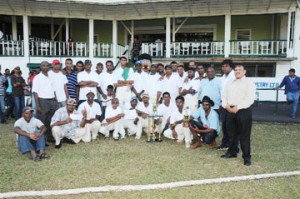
[121,135,126,139]
[135,136,141,139]
[185,142,191,148]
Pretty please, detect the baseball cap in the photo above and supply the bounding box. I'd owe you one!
[135,60,142,66]
[23,106,34,113]
[84,59,92,65]
[141,93,149,98]
[52,59,60,65]
[66,98,77,106]
[130,96,138,101]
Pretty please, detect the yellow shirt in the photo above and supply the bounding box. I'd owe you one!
[221,76,256,110]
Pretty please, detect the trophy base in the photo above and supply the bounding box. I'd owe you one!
[155,138,162,142]
[146,139,153,143]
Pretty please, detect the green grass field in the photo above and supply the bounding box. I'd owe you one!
[0,120,299,198]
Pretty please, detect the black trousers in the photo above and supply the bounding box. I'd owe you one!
[226,108,252,160]
[36,98,58,139]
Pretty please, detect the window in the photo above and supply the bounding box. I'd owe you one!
[236,29,251,40]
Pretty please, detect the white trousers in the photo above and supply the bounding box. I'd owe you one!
[99,119,125,139]
[85,120,101,140]
[52,126,91,145]
[116,88,132,108]
[163,123,192,144]
[123,120,138,135]
[136,117,150,139]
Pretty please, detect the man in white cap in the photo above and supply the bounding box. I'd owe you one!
[51,98,90,149]
[123,96,139,136]
[77,59,99,106]
[136,93,153,139]
[14,107,48,161]
[77,91,101,140]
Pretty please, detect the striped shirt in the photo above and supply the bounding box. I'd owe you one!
[65,70,78,99]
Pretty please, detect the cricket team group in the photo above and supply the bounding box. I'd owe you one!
[14,56,255,166]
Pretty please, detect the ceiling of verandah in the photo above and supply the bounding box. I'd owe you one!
[0,0,297,21]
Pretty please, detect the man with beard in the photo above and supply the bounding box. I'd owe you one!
[51,98,89,149]
[189,96,220,149]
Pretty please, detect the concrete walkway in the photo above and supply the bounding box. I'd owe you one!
[252,101,300,124]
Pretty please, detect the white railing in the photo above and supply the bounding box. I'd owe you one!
[141,41,225,57]
[230,40,287,55]
[29,41,88,57]
[0,40,24,56]
[94,43,112,57]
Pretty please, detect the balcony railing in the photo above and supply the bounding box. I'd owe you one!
[230,40,287,56]
[0,40,24,56]
[141,41,225,57]
[0,40,288,58]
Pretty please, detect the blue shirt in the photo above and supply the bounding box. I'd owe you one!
[279,75,300,94]
[65,70,78,99]
[200,77,222,109]
[192,106,220,134]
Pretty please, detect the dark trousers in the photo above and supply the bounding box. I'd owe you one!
[226,108,252,160]
[5,93,14,119]
[36,98,58,139]
[220,108,230,147]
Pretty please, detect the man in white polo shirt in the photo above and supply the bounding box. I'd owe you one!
[160,65,182,103]
[48,59,69,107]
[77,59,99,105]
[32,61,58,142]
[180,67,200,113]
[78,91,102,140]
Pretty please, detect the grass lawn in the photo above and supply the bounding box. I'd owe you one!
[0,120,299,198]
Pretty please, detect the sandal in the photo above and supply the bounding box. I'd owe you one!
[29,155,40,161]
[39,153,49,160]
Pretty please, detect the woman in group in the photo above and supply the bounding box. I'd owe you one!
[11,66,26,120]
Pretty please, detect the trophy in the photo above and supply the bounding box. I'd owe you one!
[146,98,163,143]
[183,106,190,128]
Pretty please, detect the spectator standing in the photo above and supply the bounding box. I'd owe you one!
[11,66,26,120]
[4,68,14,120]
[0,65,7,123]
[277,68,300,118]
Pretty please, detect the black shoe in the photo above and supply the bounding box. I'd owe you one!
[217,145,229,151]
[244,159,251,166]
[55,142,62,149]
[62,138,76,144]
[221,153,237,158]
